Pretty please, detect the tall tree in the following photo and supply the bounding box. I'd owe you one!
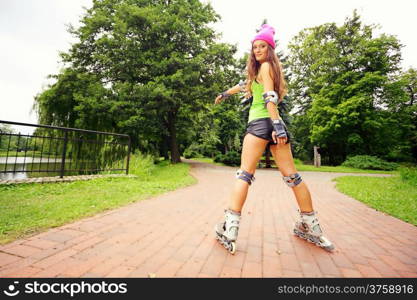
[287,10,406,164]
[382,67,417,161]
[35,0,237,163]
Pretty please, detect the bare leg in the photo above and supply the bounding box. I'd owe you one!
[215,133,268,254]
[269,143,313,212]
[228,133,269,212]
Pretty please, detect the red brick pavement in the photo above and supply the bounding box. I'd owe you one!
[1,160,416,278]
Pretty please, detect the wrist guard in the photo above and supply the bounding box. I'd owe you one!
[272,119,290,143]
[219,92,231,100]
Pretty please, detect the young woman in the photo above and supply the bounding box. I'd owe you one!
[214,24,334,254]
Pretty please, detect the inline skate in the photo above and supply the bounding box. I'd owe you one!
[215,209,241,254]
[293,210,334,252]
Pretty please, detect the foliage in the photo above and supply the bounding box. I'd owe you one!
[383,68,417,162]
[341,155,399,170]
[0,125,27,151]
[34,0,238,163]
[0,124,13,133]
[181,87,246,159]
[399,166,417,186]
[31,7,417,165]
[287,10,415,165]
[128,150,156,178]
[214,150,240,166]
[183,142,204,159]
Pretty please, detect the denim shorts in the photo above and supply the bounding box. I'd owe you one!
[245,117,291,144]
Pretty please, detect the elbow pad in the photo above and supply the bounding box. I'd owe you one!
[262,91,279,108]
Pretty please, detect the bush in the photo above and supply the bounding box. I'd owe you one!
[129,151,156,178]
[183,142,208,159]
[293,158,303,165]
[341,155,399,171]
[214,151,241,166]
[399,167,417,186]
[183,147,201,159]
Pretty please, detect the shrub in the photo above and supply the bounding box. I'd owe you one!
[183,143,204,159]
[341,155,399,171]
[399,167,417,186]
[213,153,222,162]
[214,151,241,166]
[183,148,201,159]
[129,151,156,178]
[293,158,303,165]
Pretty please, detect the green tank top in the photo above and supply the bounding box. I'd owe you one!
[248,80,276,123]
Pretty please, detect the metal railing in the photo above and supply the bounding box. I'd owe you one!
[0,120,131,180]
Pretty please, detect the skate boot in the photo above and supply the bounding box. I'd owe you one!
[293,210,334,252]
[215,209,241,254]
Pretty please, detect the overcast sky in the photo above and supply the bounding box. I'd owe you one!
[1,0,416,134]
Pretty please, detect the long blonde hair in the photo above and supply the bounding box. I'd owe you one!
[245,44,287,101]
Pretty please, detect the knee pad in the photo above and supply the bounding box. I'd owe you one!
[236,169,255,185]
[283,173,302,187]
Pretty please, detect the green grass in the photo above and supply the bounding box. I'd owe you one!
[334,175,417,225]
[294,163,395,174]
[0,153,196,244]
[184,157,227,167]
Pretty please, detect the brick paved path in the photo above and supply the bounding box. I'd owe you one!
[0,160,416,278]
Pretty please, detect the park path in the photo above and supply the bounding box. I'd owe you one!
[0,159,416,278]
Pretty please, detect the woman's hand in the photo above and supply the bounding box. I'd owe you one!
[271,119,289,145]
[214,94,223,105]
[272,131,287,145]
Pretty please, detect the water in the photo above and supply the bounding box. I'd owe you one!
[0,157,71,180]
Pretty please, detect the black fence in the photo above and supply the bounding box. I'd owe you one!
[0,120,131,181]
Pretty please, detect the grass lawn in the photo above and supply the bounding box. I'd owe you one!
[334,175,417,225]
[0,153,196,244]
[294,163,395,174]
[0,151,50,158]
[184,157,227,167]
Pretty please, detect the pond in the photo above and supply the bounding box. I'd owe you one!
[0,157,73,180]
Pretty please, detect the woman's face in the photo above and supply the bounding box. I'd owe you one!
[252,40,268,63]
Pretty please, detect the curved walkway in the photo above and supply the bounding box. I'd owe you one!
[0,160,416,278]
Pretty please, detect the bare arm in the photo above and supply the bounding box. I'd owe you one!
[259,62,289,144]
[214,81,245,104]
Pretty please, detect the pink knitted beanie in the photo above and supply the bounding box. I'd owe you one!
[251,24,276,49]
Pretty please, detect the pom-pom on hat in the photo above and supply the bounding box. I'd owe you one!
[251,24,276,49]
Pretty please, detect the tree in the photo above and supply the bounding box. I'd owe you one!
[287,10,407,164]
[382,68,417,161]
[34,0,237,163]
[0,124,14,151]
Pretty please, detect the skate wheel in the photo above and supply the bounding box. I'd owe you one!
[229,242,236,255]
[323,244,335,252]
